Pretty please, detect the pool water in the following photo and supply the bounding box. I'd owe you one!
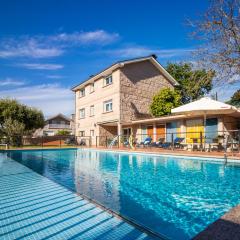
[6,149,240,239]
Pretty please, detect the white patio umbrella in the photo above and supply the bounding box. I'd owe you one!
[171,97,238,128]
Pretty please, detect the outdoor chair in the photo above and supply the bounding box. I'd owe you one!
[123,139,129,147]
[151,138,165,147]
[174,137,185,149]
[64,136,75,145]
[161,137,185,149]
[186,138,201,151]
[139,137,152,147]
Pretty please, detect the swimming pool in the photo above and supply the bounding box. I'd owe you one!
[6,149,240,239]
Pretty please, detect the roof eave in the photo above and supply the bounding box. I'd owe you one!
[150,58,179,86]
[71,55,179,91]
[71,63,122,92]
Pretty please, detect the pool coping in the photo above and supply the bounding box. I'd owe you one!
[2,146,240,163]
[193,204,240,240]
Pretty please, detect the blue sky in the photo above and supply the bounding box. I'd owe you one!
[0,0,239,116]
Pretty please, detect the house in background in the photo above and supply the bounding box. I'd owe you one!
[72,55,179,143]
[35,113,75,136]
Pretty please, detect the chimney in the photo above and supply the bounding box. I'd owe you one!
[151,54,157,59]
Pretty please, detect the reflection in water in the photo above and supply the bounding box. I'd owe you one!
[74,150,121,212]
[7,149,240,240]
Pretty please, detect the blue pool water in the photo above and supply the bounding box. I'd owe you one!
[6,149,240,239]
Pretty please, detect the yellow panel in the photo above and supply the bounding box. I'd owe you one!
[186,119,204,143]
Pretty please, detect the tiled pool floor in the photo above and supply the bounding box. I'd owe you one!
[0,154,154,240]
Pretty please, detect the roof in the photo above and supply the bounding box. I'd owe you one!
[171,97,238,115]
[131,114,187,124]
[45,113,72,122]
[132,97,240,124]
[71,55,179,91]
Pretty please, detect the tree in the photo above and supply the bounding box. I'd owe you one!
[166,63,214,104]
[190,0,240,81]
[2,118,25,146]
[0,98,44,137]
[227,89,240,107]
[56,129,71,135]
[150,88,181,117]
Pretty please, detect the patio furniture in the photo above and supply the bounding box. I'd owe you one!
[151,138,165,147]
[64,136,75,145]
[139,137,152,147]
[161,137,185,149]
[187,138,201,151]
[227,139,239,152]
[174,137,185,149]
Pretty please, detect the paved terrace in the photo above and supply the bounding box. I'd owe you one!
[0,153,155,240]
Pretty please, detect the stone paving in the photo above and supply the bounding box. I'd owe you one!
[193,205,240,240]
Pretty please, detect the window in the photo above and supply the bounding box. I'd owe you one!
[79,108,85,119]
[79,131,85,137]
[90,130,94,137]
[90,83,94,93]
[90,105,94,116]
[103,99,113,113]
[79,88,85,98]
[104,75,112,86]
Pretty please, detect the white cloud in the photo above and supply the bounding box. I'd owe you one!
[0,30,119,59]
[19,63,64,70]
[51,30,119,45]
[0,39,63,58]
[0,83,74,116]
[101,46,195,59]
[47,75,64,79]
[0,78,25,86]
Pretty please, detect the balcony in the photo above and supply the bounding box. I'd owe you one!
[45,124,71,129]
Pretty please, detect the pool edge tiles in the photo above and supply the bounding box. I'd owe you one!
[78,148,240,163]
[0,153,157,240]
[2,147,240,163]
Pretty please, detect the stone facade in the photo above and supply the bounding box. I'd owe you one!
[99,125,118,137]
[120,61,174,123]
[73,56,177,142]
[98,125,118,146]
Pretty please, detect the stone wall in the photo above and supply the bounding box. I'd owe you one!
[99,125,118,136]
[98,125,118,146]
[120,61,175,123]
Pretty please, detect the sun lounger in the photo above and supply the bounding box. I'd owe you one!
[139,137,152,147]
[161,137,185,149]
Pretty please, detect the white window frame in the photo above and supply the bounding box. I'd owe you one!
[79,88,85,98]
[90,130,94,137]
[104,75,113,86]
[90,105,94,117]
[79,108,85,119]
[90,83,95,93]
[103,99,113,113]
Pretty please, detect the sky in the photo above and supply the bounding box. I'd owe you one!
[0,0,239,117]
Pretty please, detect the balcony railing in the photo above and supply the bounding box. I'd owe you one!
[45,124,71,129]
